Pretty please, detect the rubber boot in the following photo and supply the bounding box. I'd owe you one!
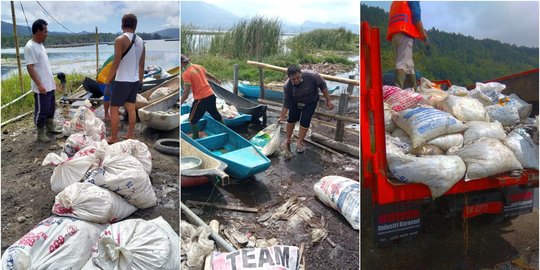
[46,118,62,133]
[394,69,406,89]
[405,73,418,91]
[37,127,50,142]
[191,124,199,139]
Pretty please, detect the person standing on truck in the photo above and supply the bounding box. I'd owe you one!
[24,19,62,143]
[180,54,224,139]
[278,65,335,153]
[103,14,146,144]
[387,1,430,90]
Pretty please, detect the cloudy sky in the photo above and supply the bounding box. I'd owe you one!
[1,1,179,33]
[201,0,360,26]
[363,1,539,47]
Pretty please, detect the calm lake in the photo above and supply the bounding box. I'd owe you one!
[1,39,179,79]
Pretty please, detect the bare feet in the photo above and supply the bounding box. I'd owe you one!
[122,134,136,140]
[106,137,119,144]
[104,114,110,121]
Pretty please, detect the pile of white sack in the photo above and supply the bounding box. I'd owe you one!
[2,104,179,269]
[384,79,538,198]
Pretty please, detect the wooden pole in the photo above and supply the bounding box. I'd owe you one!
[95,26,99,74]
[247,60,359,85]
[233,64,239,95]
[311,132,359,157]
[11,1,24,96]
[258,99,359,124]
[258,67,265,100]
[334,93,349,141]
[346,75,355,94]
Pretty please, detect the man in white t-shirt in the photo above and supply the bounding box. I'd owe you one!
[24,19,61,142]
[103,14,145,144]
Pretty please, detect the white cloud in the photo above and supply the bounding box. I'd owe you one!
[120,1,179,18]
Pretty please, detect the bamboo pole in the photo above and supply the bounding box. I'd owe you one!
[247,60,359,86]
[258,99,359,124]
[258,67,265,100]
[11,1,24,96]
[95,27,99,74]
[233,64,239,95]
[0,90,32,110]
[1,111,32,127]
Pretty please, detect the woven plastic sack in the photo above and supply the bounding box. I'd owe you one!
[89,217,179,270]
[211,245,301,270]
[504,128,539,170]
[382,85,424,112]
[485,104,520,126]
[83,153,156,209]
[63,133,101,157]
[386,141,466,198]
[42,152,96,193]
[394,107,468,148]
[463,121,506,145]
[250,123,281,156]
[447,85,469,96]
[149,87,174,101]
[508,94,533,120]
[1,216,106,270]
[426,133,464,152]
[384,102,397,132]
[313,176,359,230]
[469,82,506,106]
[449,138,522,180]
[62,100,106,139]
[108,139,153,175]
[52,182,137,224]
[438,95,490,122]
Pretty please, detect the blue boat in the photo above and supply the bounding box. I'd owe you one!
[238,84,340,100]
[180,115,271,179]
[181,104,252,128]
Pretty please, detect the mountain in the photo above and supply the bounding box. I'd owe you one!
[181,1,359,34]
[360,4,538,86]
[155,28,179,39]
[2,21,33,36]
[181,1,239,29]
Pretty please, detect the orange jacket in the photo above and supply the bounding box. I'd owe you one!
[386,1,422,41]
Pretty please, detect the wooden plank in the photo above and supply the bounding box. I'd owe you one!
[247,60,359,85]
[186,200,259,213]
[311,132,359,157]
[334,93,349,141]
[233,64,239,95]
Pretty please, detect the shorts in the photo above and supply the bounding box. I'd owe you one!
[392,32,415,74]
[110,81,140,106]
[189,94,222,125]
[287,99,318,128]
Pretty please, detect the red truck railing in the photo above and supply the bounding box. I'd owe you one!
[360,22,538,205]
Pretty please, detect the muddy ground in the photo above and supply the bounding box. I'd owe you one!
[361,188,539,270]
[181,105,360,269]
[1,103,179,255]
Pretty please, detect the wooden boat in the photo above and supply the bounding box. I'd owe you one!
[138,90,180,130]
[181,138,229,187]
[141,66,180,92]
[238,83,340,100]
[208,81,267,121]
[180,103,252,128]
[136,76,180,110]
[180,115,271,179]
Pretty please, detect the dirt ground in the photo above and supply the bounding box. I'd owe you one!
[1,103,179,255]
[361,188,539,270]
[181,107,360,269]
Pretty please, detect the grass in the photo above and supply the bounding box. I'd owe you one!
[1,72,87,122]
[288,28,358,53]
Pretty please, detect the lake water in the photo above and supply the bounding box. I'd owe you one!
[1,39,179,79]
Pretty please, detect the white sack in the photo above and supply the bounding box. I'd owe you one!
[508,94,533,120]
[63,133,101,157]
[426,133,464,152]
[438,95,490,122]
[504,128,539,170]
[42,153,96,193]
[463,121,507,145]
[90,217,178,270]
[386,134,412,153]
[485,104,520,126]
[62,100,106,139]
[83,153,157,209]
[108,139,153,175]
[250,123,281,156]
[394,107,468,148]
[149,87,175,101]
[469,82,506,106]
[449,138,522,180]
[384,102,397,132]
[52,182,137,224]
[136,94,148,103]
[313,176,360,230]
[386,141,465,198]
[1,216,106,270]
[417,78,448,107]
[447,85,469,96]
[382,85,424,112]
[211,246,301,270]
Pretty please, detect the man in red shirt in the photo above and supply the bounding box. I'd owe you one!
[180,54,223,139]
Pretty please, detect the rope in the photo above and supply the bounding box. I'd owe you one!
[19,1,31,35]
[36,1,76,34]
